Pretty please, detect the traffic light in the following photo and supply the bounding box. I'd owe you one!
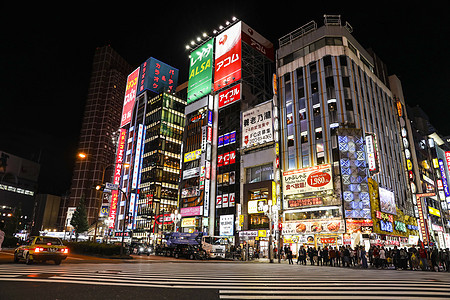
[278,222,282,231]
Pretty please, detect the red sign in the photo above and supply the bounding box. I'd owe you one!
[307,171,332,188]
[224,152,230,165]
[108,128,127,228]
[218,84,241,108]
[218,154,223,167]
[155,214,174,225]
[120,68,140,128]
[320,238,336,244]
[288,197,323,208]
[229,151,236,164]
[214,22,241,91]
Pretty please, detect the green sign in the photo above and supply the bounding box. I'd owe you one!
[187,38,214,104]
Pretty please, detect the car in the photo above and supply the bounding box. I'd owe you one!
[129,242,152,256]
[14,236,69,265]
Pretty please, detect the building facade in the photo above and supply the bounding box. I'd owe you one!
[60,46,132,230]
[180,20,276,253]
[277,16,417,251]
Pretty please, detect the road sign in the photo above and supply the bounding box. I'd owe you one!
[106,182,119,190]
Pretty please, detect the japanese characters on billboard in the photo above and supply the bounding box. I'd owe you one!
[218,83,241,108]
[120,68,140,128]
[108,128,127,228]
[214,22,241,91]
[241,21,274,61]
[187,39,214,104]
[283,164,333,196]
[137,57,179,95]
[242,102,273,149]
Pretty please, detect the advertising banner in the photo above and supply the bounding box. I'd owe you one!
[242,101,273,149]
[187,39,214,104]
[214,22,241,91]
[218,84,241,108]
[379,187,396,215]
[282,220,344,235]
[108,128,127,228]
[220,214,234,236]
[283,164,333,196]
[120,68,140,128]
[180,206,203,217]
[184,149,202,162]
[137,57,179,95]
[241,21,274,61]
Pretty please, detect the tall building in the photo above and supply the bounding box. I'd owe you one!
[277,16,419,251]
[59,46,132,229]
[108,57,183,243]
[180,19,276,253]
[0,151,40,232]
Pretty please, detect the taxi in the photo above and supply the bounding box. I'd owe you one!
[14,236,69,265]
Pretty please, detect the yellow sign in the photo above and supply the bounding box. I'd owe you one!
[181,217,196,227]
[258,230,267,238]
[184,149,201,162]
[428,206,441,217]
[239,215,244,227]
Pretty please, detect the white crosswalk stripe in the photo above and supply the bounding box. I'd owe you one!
[0,264,449,299]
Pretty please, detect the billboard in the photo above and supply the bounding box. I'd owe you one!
[108,128,127,228]
[187,39,214,104]
[282,220,344,235]
[120,67,140,128]
[218,83,241,108]
[379,187,396,215]
[137,57,179,95]
[214,22,241,91]
[283,164,333,196]
[242,102,273,149]
[241,21,274,61]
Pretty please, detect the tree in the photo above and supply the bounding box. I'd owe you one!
[70,197,89,241]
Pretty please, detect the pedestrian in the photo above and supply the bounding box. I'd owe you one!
[0,222,5,251]
[431,247,439,272]
[307,247,313,265]
[411,250,419,270]
[317,247,322,266]
[418,247,428,271]
[392,246,399,269]
[368,246,373,267]
[399,247,408,270]
[329,247,336,266]
[446,249,450,272]
[379,247,386,269]
[361,246,368,269]
[343,246,350,267]
[287,249,293,265]
[373,246,380,268]
[322,246,329,266]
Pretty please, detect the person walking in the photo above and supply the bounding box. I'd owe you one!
[361,246,368,269]
[322,246,329,266]
[379,247,386,269]
[287,248,294,265]
[329,247,336,266]
[418,247,428,271]
[431,247,439,272]
[0,222,5,251]
[343,246,351,267]
[317,247,322,266]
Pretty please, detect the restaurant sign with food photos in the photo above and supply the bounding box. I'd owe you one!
[282,220,344,235]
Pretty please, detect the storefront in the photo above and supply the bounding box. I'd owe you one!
[238,230,270,258]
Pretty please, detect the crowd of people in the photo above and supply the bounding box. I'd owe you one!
[281,244,450,272]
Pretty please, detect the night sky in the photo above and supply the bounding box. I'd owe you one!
[1,3,449,195]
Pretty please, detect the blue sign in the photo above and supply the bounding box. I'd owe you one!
[438,159,450,197]
[137,57,179,95]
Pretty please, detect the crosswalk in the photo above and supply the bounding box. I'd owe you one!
[0,263,449,299]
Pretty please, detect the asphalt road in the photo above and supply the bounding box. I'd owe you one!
[1,250,450,299]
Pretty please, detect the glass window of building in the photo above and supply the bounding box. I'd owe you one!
[246,164,273,183]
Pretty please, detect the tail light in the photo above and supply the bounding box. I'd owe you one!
[35,247,44,253]
[61,248,69,254]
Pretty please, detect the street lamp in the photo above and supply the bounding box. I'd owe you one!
[171,210,182,232]
[92,162,129,242]
[263,203,274,263]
